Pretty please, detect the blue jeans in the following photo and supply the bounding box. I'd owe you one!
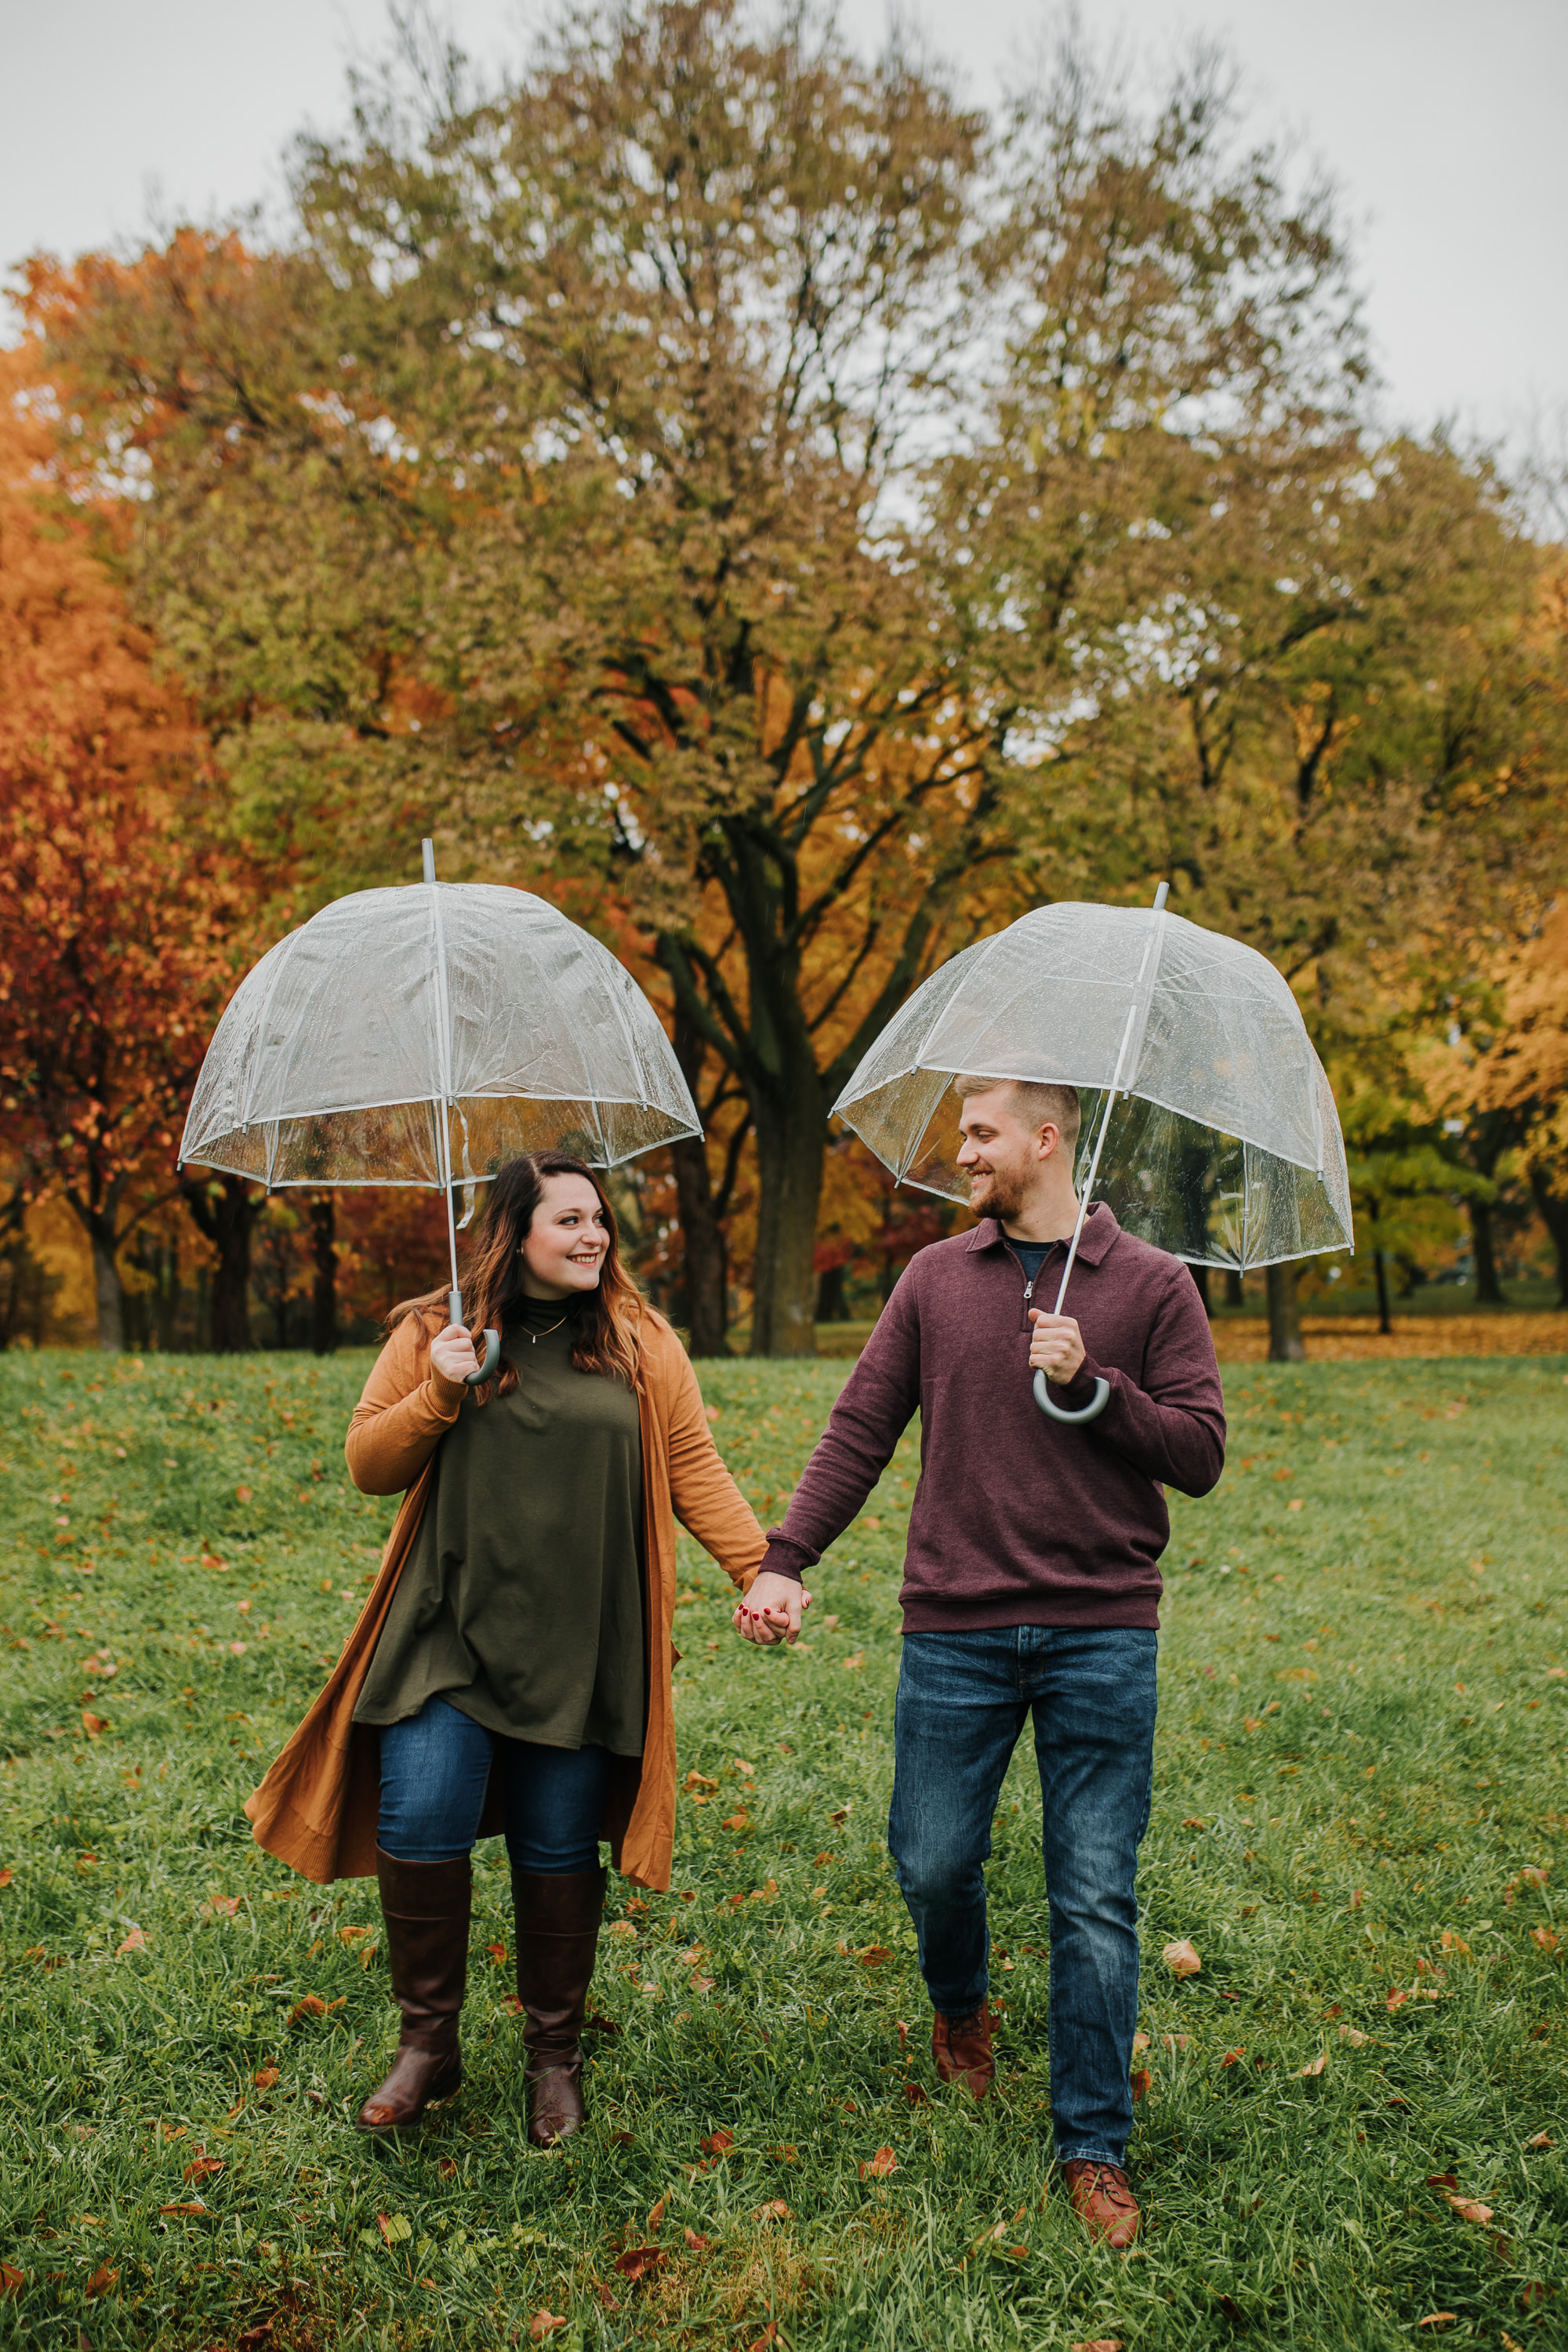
[378,1697,610,1872]
[888,1625,1158,2168]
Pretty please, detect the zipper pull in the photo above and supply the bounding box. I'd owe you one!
[1023,1279,1035,1301]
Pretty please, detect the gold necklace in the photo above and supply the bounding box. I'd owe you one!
[526,1312,569,1345]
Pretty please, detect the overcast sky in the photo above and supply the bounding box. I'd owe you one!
[2,0,1564,461]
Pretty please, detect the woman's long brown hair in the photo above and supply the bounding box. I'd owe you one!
[390,1152,643,1397]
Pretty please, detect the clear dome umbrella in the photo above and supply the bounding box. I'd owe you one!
[831,884,1352,1425]
[180,842,701,1383]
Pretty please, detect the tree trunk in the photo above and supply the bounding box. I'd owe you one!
[1373,1247,1393,1336]
[310,1195,339,1355]
[1468,1196,1503,1306]
[1224,1269,1244,1308]
[670,1137,730,1356]
[64,1194,126,1350]
[183,1176,258,1352]
[749,1073,827,1357]
[815,1263,849,1321]
[1530,1167,1568,1307]
[668,1010,731,1356]
[1187,1260,1210,1316]
[1265,1261,1305,1361]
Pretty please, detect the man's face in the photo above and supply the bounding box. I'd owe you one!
[956,1086,1052,1220]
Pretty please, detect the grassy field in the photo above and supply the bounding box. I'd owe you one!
[1,1345,1565,2351]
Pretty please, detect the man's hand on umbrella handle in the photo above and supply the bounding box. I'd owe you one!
[1029,1308,1085,1385]
[732,1572,812,1646]
[430,1323,481,1384]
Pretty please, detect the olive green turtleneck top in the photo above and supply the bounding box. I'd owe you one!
[354,1293,645,1753]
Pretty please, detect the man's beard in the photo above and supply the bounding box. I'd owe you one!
[969,1165,1025,1222]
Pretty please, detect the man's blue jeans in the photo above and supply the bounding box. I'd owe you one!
[888,1625,1157,2168]
[378,1696,610,1872]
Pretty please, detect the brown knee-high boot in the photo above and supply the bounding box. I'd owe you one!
[513,1866,605,2146]
[356,1849,470,2134]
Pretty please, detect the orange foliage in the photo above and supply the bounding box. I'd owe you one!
[0,342,260,1325]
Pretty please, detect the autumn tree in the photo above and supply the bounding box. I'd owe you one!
[0,345,262,1347]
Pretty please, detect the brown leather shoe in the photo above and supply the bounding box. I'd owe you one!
[931,2004,994,2100]
[1062,2158,1141,2251]
[514,1865,605,2146]
[357,1849,470,2133]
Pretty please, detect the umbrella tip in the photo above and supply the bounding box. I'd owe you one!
[1152,879,1169,911]
[422,839,437,886]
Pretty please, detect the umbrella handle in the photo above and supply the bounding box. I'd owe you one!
[448,1288,502,1387]
[1033,1369,1111,1425]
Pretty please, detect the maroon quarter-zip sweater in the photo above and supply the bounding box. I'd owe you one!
[761,1206,1225,1630]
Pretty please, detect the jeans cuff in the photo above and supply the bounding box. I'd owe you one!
[1056,2146,1128,2169]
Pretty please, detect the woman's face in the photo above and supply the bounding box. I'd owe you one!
[518,1173,612,1299]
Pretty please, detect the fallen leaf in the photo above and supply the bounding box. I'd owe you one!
[1161,1937,1201,1979]
[683,2227,708,2250]
[1338,2025,1370,2046]
[529,2313,568,2341]
[1385,1988,1408,2011]
[254,2067,279,2090]
[83,2264,118,2299]
[684,1769,718,1792]
[235,1486,252,1502]
[0,1868,12,1889]
[116,1927,147,1955]
[747,2330,780,2352]
[614,2247,662,2281]
[858,1945,891,1966]
[755,2198,791,2218]
[1427,2172,1460,2193]
[1130,2067,1152,2101]
[377,2212,412,2245]
[905,2081,930,2105]
[701,2129,735,2155]
[437,2158,458,2180]
[0,2262,24,2298]
[1163,2032,1193,2049]
[859,2147,898,2180]
[646,2198,666,2236]
[159,2201,209,2216]
[1439,1929,1471,1955]
[720,1812,750,1831]
[1526,2132,1555,2149]
[183,2156,223,2183]
[1299,2052,1328,2078]
[689,1974,715,1994]
[1071,2341,1123,2352]
[1530,1926,1559,1953]
[1221,2048,1245,2067]
[81,1711,105,1739]
[1417,2317,1456,2332]
[209,1896,242,1918]
[485,1940,506,1965]
[1446,2196,1495,2226]
[1519,1866,1550,1889]
[829,1807,848,1824]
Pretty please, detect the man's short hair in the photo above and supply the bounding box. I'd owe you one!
[954,1073,1082,1151]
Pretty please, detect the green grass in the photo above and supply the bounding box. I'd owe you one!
[1,1346,1565,2350]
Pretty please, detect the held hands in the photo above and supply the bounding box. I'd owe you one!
[1028,1307,1086,1387]
[732,1570,813,1646]
[430,1323,481,1385]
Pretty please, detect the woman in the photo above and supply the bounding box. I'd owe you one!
[244,1150,771,2145]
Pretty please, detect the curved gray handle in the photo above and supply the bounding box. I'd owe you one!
[1033,1369,1111,1425]
[465,1329,501,1386]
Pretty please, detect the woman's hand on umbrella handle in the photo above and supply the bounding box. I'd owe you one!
[430,1322,481,1384]
[1028,1308,1085,1385]
[732,1573,812,1646]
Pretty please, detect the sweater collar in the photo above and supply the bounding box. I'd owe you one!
[967,1202,1120,1265]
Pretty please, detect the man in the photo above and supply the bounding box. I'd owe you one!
[735,1076,1225,2251]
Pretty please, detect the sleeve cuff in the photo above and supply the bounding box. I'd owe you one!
[1058,1352,1112,1410]
[427,1367,469,1415]
[759,1532,818,1583]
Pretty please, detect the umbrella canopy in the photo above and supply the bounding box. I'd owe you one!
[180,845,699,1382]
[833,893,1352,1275]
[181,864,699,1191]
